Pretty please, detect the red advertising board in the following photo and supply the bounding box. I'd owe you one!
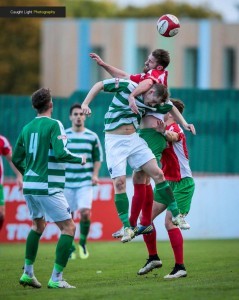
[0,180,122,243]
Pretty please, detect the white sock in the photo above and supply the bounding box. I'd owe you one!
[51,268,63,282]
[24,264,33,277]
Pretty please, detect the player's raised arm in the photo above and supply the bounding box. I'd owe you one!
[128,79,154,114]
[170,105,196,135]
[90,53,130,79]
[81,81,104,115]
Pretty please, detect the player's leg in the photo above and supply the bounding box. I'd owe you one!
[141,159,188,228]
[19,195,45,288]
[20,218,45,288]
[138,128,166,231]
[76,186,93,259]
[112,175,135,243]
[113,170,150,238]
[133,179,154,236]
[139,179,154,229]
[105,134,135,242]
[129,170,146,227]
[40,193,76,288]
[63,188,77,259]
[49,218,76,288]
[137,201,165,275]
[125,133,159,237]
[79,208,91,259]
[164,178,195,279]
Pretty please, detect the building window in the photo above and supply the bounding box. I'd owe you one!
[137,47,149,71]
[90,47,103,85]
[184,48,198,88]
[223,48,236,88]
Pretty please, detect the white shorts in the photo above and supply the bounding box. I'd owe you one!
[64,185,93,212]
[105,132,155,178]
[24,192,71,222]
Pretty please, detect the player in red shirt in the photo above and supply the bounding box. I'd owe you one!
[0,135,22,231]
[90,50,194,235]
[138,99,195,279]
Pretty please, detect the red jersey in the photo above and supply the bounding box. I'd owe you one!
[0,135,12,184]
[161,123,192,181]
[130,69,168,86]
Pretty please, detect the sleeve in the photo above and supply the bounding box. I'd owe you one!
[167,123,184,141]
[92,135,104,163]
[129,73,143,84]
[12,132,26,175]
[51,121,83,164]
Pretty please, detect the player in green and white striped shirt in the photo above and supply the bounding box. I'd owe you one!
[82,78,189,243]
[64,103,103,259]
[12,88,86,289]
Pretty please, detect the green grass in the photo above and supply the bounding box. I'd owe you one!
[0,240,239,300]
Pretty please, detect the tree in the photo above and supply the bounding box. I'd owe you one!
[115,1,222,19]
[0,0,59,94]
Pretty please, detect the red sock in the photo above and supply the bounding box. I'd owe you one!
[143,223,157,256]
[129,184,146,227]
[140,184,153,226]
[168,228,184,265]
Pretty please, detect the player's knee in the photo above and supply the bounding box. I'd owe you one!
[56,218,76,236]
[32,219,47,234]
[165,213,176,230]
[80,209,91,221]
[114,177,126,193]
[38,222,46,233]
[65,221,76,236]
[151,168,165,183]
[133,171,146,184]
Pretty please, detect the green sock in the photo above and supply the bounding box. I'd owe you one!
[167,201,180,217]
[55,234,74,268]
[54,263,64,273]
[25,229,42,264]
[70,241,76,253]
[154,181,179,217]
[79,220,90,246]
[115,193,130,227]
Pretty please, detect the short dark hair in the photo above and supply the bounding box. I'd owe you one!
[152,49,170,69]
[171,98,185,114]
[69,103,82,115]
[31,88,52,113]
[153,83,169,103]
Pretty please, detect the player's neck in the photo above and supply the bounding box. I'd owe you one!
[37,111,51,117]
[72,125,85,133]
[165,119,175,126]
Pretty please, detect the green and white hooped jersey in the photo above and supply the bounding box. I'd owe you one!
[103,78,173,131]
[65,128,103,189]
[12,116,83,196]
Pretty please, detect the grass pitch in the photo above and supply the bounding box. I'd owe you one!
[0,239,239,300]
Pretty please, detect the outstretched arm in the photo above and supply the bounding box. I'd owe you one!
[90,53,130,79]
[170,106,196,135]
[81,81,104,115]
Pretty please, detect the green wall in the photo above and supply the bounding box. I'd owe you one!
[1,89,239,177]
